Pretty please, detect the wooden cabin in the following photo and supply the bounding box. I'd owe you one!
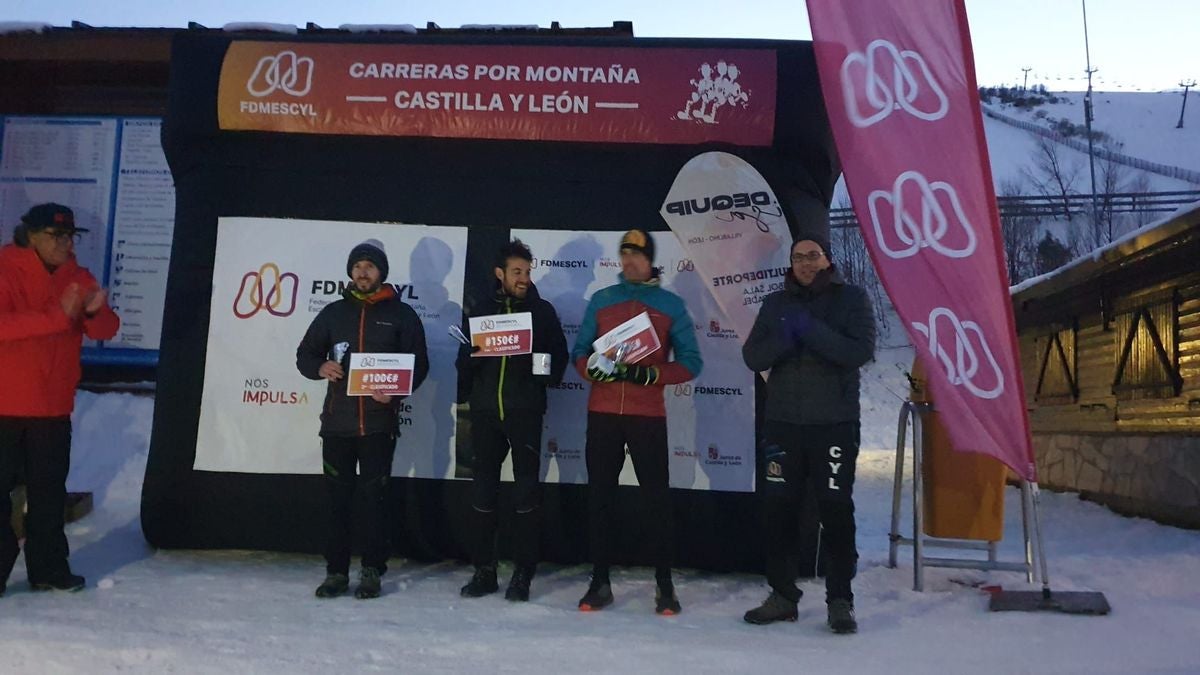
[1012,202,1200,527]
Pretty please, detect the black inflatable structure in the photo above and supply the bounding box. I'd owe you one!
[144,30,839,573]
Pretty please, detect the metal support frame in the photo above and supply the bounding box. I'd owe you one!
[888,401,1036,591]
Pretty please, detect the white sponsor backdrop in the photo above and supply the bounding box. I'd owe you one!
[513,228,755,492]
[194,217,466,476]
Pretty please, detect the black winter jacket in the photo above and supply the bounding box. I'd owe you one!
[456,282,568,418]
[296,287,430,437]
[742,267,875,425]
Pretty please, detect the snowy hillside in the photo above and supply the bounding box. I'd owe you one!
[2,364,1199,672]
[834,90,1200,205]
[992,90,1200,174]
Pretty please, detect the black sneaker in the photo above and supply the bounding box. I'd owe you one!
[315,573,349,598]
[578,578,613,611]
[460,565,499,598]
[743,591,799,625]
[354,567,382,600]
[505,565,534,602]
[30,571,86,593]
[655,581,681,615]
[827,598,858,634]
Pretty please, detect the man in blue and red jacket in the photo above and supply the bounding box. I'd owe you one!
[571,228,702,615]
[0,203,119,596]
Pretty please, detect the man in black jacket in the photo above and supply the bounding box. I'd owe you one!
[741,234,875,634]
[456,239,568,601]
[296,239,429,600]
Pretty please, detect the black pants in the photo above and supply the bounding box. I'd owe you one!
[321,433,396,576]
[762,420,860,603]
[469,410,544,569]
[0,417,73,585]
[585,412,673,580]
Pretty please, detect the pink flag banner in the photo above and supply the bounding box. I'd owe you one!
[806,0,1037,479]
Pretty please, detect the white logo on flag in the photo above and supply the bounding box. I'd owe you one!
[867,170,977,260]
[840,39,949,128]
[247,51,314,98]
[912,307,1004,400]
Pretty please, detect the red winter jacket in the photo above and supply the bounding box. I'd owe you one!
[0,244,120,417]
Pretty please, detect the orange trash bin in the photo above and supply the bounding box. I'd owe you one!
[910,358,1007,541]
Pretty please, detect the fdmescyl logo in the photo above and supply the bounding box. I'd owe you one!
[672,383,743,397]
[234,263,298,319]
[530,257,589,269]
[241,51,318,118]
[310,279,419,299]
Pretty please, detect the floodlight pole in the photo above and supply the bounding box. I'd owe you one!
[1081,0,1101,241]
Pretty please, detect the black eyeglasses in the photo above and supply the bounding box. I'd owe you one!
[790,251,824,263]
[41,230,82,244]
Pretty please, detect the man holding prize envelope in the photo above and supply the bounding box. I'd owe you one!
[571,229,702,615]
[453,239,567,602]
[296,239,429,600]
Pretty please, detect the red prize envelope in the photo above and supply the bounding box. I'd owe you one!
[347,353,415,396]
[469,311,533,357]
[591,311,661,364]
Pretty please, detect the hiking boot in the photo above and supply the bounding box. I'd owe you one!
[30,571,86,593]
[578,577,613,611]
[827,598,857,634]
[655,581,681,615]
[505,565,534,602]
[460,565,499,598]
[315,573,349,598]
[354,567,382,600]
[743,591,799,625]
[0,541,17,597]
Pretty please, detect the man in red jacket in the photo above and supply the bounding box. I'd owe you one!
[0,203,119,596]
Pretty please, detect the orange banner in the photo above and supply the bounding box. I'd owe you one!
[217,42,777,145]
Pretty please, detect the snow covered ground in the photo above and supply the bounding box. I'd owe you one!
[3,351,1199,673]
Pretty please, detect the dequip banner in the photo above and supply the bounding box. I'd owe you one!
[217,42,777,146]
[512,228,755,492]
[659,151,793,343]
[807,0,1036,479]
[195,217,467,477]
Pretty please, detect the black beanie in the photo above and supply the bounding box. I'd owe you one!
[793,230,831,258]
[346,239,389,282]
[619,228,655,262]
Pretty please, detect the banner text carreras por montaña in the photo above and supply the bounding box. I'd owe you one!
[218,43,776,146]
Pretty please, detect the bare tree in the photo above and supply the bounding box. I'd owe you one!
[829,198,892,341]
[1023,136,1082,252]
[1127,172,1154,229]
[1087,149,1131,248]
[998,178,1040,284]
